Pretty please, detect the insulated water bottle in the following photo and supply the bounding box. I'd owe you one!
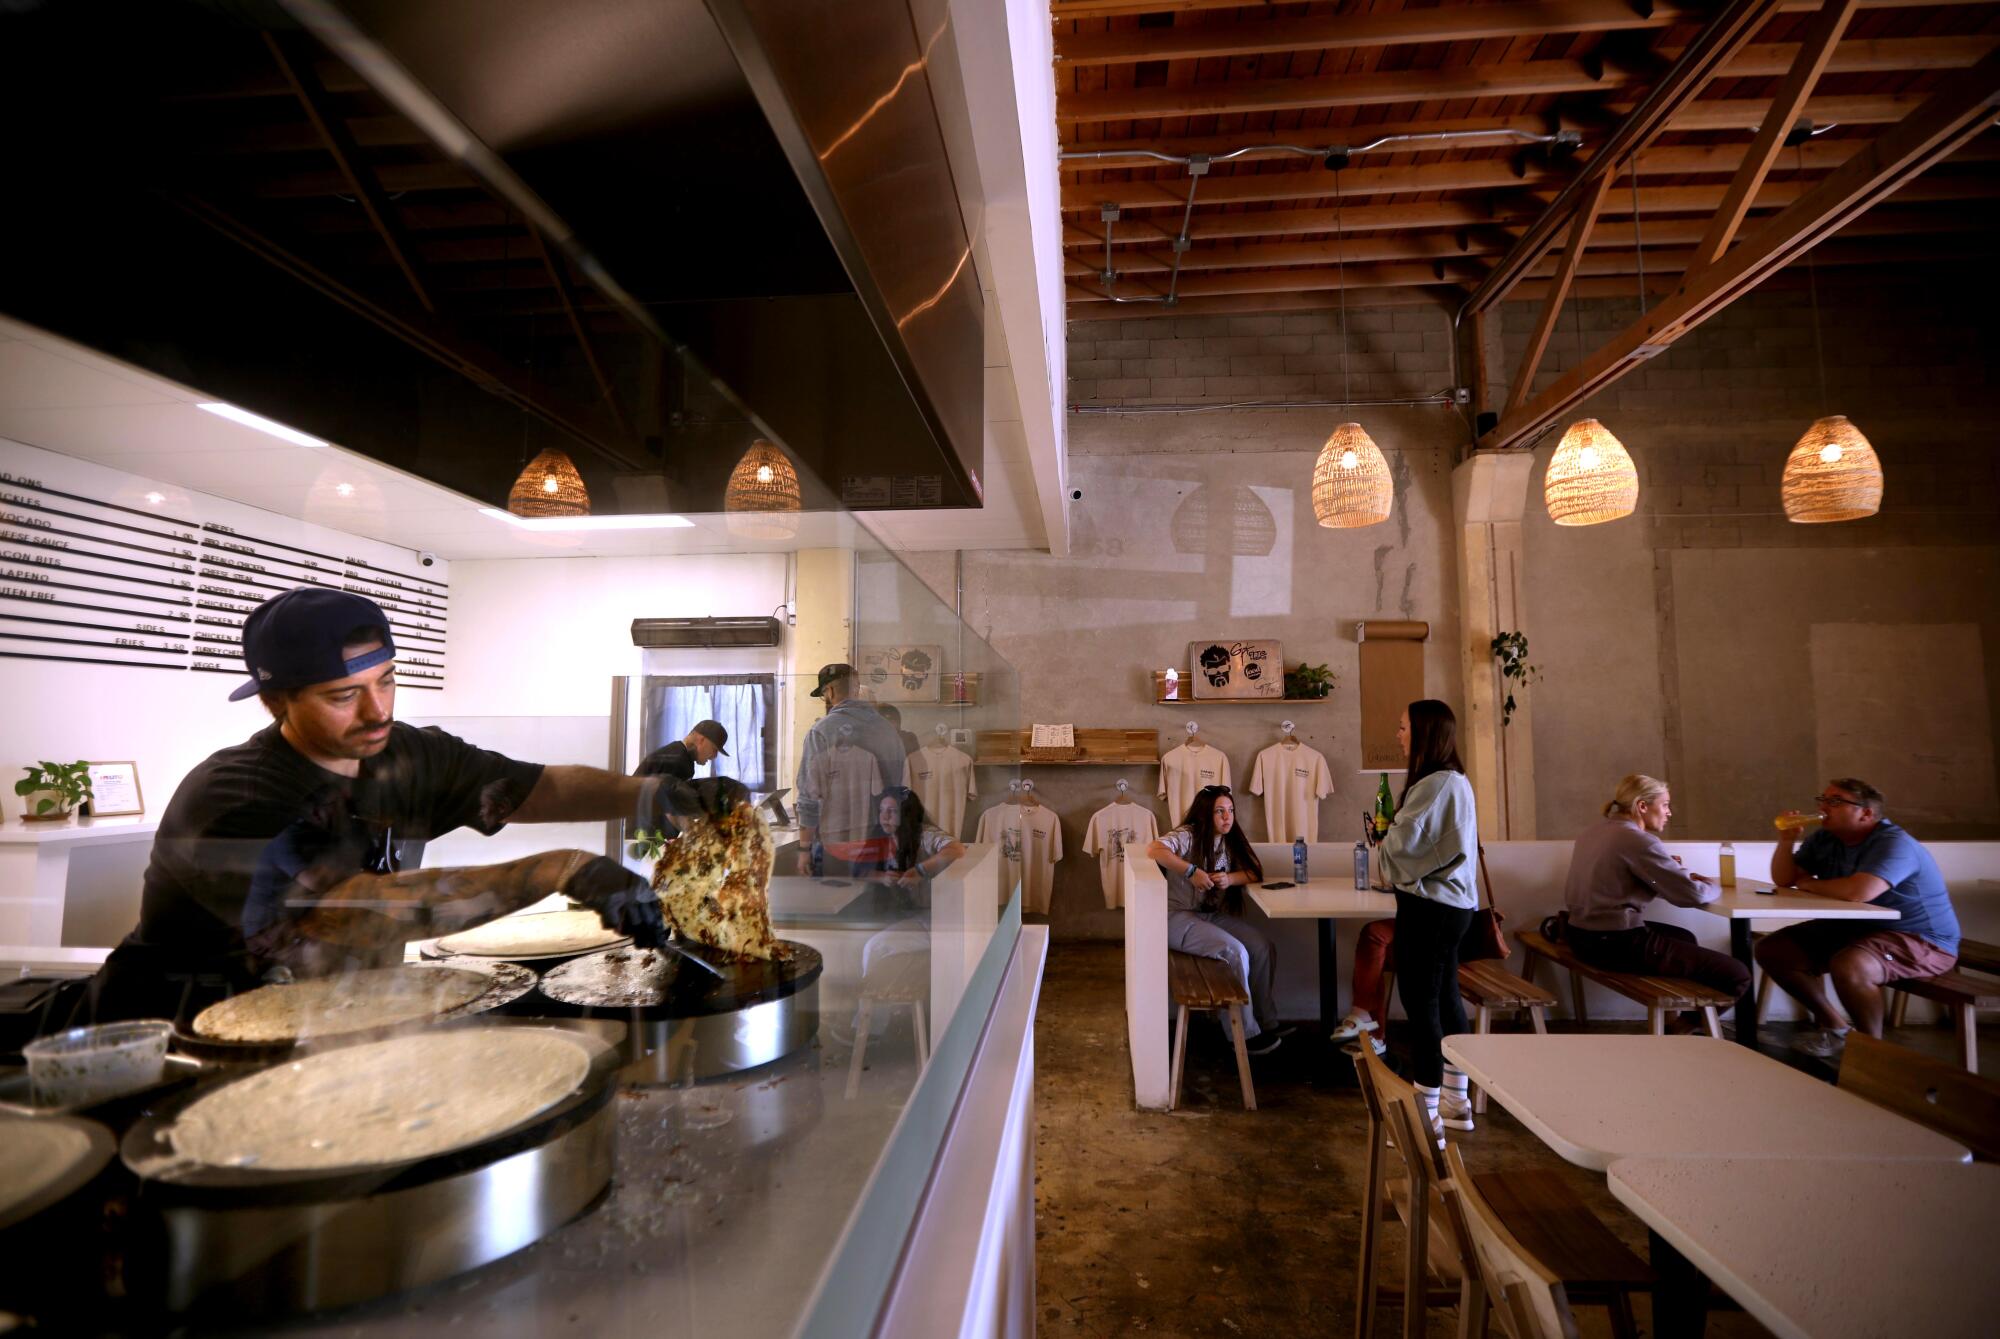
[1293,838,1308,884]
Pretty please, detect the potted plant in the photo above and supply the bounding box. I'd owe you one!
[15,760,94,822]
[1284,662,1335,700]
[1490,632,1541,727]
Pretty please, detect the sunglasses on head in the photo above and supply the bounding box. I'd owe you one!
[1201,785,1232,796]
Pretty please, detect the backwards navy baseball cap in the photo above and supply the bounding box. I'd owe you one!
[228,588,397,701]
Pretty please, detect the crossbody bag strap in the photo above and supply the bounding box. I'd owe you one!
[1476,843,1495,911]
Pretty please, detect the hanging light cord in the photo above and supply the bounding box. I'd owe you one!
[1335,166,1350,404]
[1629,155,1647,316]
[1800,141,1830,413]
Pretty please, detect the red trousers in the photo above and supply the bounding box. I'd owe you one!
[1351,917,1396,1018]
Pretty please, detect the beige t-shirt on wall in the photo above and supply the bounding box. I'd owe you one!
[1082,799,1161,910]
[1249,741,1334,842]
[803,741,884,844]
[975,802,1064,915]
[904,741,976,838]
[1157,742,1231,827]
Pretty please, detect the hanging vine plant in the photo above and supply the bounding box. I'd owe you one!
[1490,632,1541,727]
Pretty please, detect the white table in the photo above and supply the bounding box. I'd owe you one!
[1248,880,1396,1062]
[1696,882,1899,1048]
[1440,1034,1971,1171]
[1609,1157,2000,1339]
[0,814,159,945]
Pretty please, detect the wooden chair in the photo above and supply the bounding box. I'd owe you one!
[1167,950,1255,1111]
[1837,1031,2000,1161]
[1382,959,1556,1114]
[1888,936,2000,1032]
[1352,1048,1651,1339]
[1441,1143,1584,1339]
[1883,966,1999,1073]
[1517,927,1733,1037]
[846,951,929,1100]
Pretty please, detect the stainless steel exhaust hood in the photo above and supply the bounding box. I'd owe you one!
[0,0,984,514]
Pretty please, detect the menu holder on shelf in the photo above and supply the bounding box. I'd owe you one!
[976,728,1158,767]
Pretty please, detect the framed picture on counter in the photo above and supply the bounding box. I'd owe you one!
[85,761,144,816]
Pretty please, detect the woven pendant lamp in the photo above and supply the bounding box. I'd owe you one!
[1312,422,1393,528]
[1544,418,1638,526]
[1781,415,1882,523]
[725,440,803,539]
[508,447,590,518]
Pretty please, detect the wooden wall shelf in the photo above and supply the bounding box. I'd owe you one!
[974,728,1159,767]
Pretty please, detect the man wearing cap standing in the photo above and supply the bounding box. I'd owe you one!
[81,588,746,1025]
[635,719,731,784]
[797,663,906,871]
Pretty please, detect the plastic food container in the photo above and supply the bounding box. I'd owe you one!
[23,1020,172,1108]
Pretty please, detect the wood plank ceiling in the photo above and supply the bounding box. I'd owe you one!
[1054,0,2000,322]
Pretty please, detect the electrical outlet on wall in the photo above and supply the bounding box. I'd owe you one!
[951,728,972,746]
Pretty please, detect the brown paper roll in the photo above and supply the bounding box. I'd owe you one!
[1356,620,1430,642]
[1359,622,1429,768]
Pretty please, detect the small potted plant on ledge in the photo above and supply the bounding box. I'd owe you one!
[14,760,94,823]
[1284,662,1336,700]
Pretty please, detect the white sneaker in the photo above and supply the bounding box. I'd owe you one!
[1794,1027,1850,1059]
[1329,1011,1378,1044]
[1340,1033,1387,1057]
[1439,1091,1476,1132]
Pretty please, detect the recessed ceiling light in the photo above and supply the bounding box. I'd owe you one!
[335,482,355,497]
[196,402,328,448]
[143,491,164,505]
[478,508,694,531]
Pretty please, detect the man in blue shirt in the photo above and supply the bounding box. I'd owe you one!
[1759,777,1959,1056]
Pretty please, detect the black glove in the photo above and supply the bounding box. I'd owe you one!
[652,775,751,824]
[565,855,666,949]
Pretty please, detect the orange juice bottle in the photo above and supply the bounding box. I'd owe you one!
[1773,812,1821,834]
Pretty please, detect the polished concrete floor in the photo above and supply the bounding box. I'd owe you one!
[1032,941,1990,1339]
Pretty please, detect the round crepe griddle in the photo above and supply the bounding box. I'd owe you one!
[172,959,539,1063]
[537,940,823,1019]
[123,1023,621,1208]
[0,1114,115,1232]
[433,909,631,961]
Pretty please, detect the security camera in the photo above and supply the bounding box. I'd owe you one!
[1070,488,1083,501]
[418,551,436,568]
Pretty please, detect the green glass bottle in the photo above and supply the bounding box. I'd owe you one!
[1373,772,1395,838]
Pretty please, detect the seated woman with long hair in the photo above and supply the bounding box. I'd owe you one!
[851,787,966,885]
[1143,785,1287,1056]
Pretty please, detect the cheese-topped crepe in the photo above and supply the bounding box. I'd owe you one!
[435,909,627,959]
[651,805,779,960]
[170,1030,590,1171]
[191,965,493,1043]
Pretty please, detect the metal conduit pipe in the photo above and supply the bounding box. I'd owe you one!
[1059,128,1580,167]
[1073,394,1456,415]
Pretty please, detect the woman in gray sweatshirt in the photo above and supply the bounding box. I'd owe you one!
[1561,774,1750,1027]
[1374,699,1480,1135]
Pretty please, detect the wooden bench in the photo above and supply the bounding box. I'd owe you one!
[1839,1032,2000,1161]
[1168,950,1256,1111]
[1381,958,1557,1114]
[1883,966,2000,1074]
[1517,928,1734,1038]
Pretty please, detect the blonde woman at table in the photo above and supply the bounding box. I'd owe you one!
[1144,786,1289,1056]
[1562,774,1751,1032]
[1372,700,1479,1136]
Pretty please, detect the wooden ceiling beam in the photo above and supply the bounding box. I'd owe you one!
[193,115,431,156]
[1466,0,1788,314]
[263,32,435,314]
[1066,205,1986,277]
[1478,45,2000,451]
[249,160,478,199]
[1059,94,1926,170]
[1692,0,1861,270]
[1056,31,1990,123]
[1054,0,1700,70]
[1065,198,1524,249]
[1065,288,1455,323]
[1508,173,1615,416]
[1060,134,1931,213]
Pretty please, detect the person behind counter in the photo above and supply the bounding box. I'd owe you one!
[77,588,746,1026]
[1144,785,1287,1056]
[796,662,907,870]
[1372,699,1479,1137]
[1758,777,1960,1056]
[1562,774,1749,1031]
[635,719,730,782]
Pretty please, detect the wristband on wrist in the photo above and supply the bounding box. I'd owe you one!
[1185,862,1197,879]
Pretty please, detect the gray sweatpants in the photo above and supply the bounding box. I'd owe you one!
[1168,909,1279,1038]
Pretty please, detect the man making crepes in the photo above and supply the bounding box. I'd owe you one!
[1758,776,1960,1057]
[81,588,747,1026]
[635,719,730,784]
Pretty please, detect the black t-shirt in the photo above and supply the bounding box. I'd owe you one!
[93,721,543,1022]
[634,740,696,782]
